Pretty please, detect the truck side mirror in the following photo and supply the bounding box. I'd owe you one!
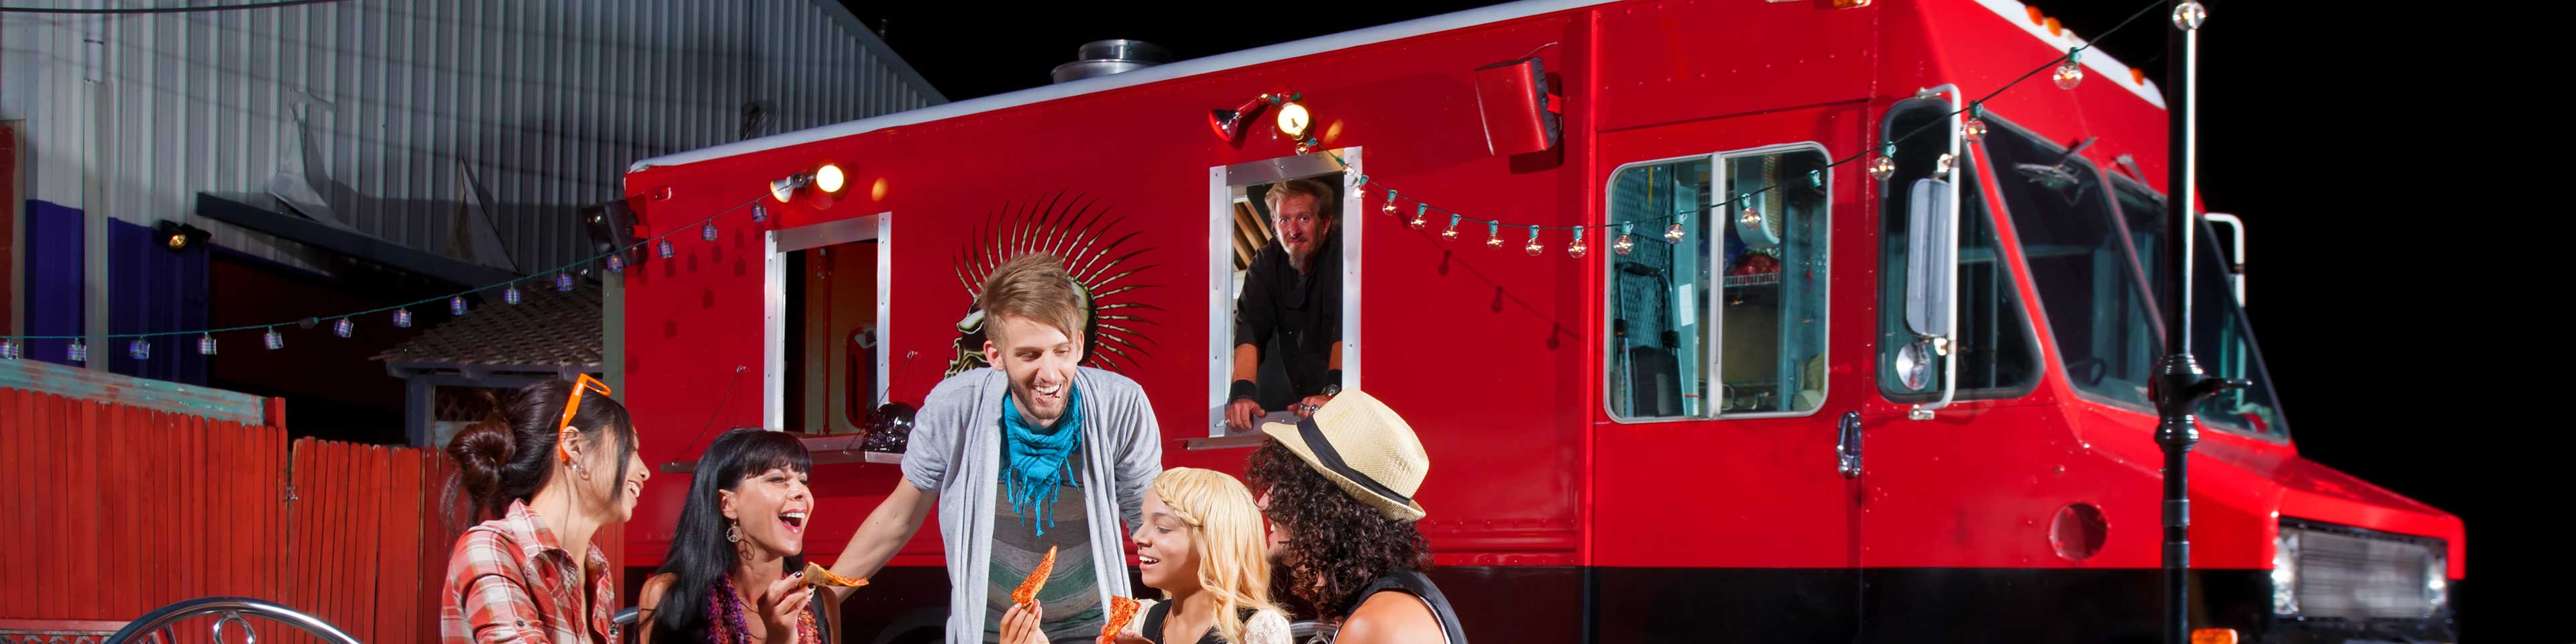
[1904,177,1957,339]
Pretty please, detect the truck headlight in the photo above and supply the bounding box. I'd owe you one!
[2424,551,2448,616]
[2271,530,2300,615]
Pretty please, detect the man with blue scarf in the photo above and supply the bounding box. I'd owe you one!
[826,254,1165,643]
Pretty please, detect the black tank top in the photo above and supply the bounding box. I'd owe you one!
[1138,602,1258,644]
[1336,569,1467,644]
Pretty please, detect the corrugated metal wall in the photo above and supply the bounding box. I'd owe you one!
[3,0,941,275]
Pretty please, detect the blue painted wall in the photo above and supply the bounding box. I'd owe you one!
[109,218,210,384]
[22,200,83,368]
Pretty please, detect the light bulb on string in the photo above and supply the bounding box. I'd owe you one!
[1409,205,1429,230]
[605,254,626,273]
[1354,174,1369,189]
[815,164,846,193]
[198,334,217,356]
[1964,107,1989,143]
[2053,48,2084,89]
[1568,227,1589,258]
[394,308,414,329]
[657,239,676,259]
[1741,197,1762,233]
[1809,170,1824,189]
[263,328,284,350]
[504,284,524,305]
[450,296,470,316]
[701,222,719,241]
[1442,215,1462,241]
[128,339,150,361]
[68,339,88,363]
[1523,225,1544,256]
[1870,143,1898,181]
[333,317,354,338]
[1485,222,1505,251]
[1,338,19,360]
[1385,190,1399,216]
[1295,137,1318,156]
[1615,223,1636,256]
[751,204,768,223]
[1664,219,1686,244]
[555,272,576,292]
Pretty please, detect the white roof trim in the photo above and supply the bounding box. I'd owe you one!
[629,0,1609,172]
[1968,0,2167,109]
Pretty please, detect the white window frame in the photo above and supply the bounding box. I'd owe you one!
[763,212,892,433]
[1601,142,1832,424]
[1203,148,1363,439]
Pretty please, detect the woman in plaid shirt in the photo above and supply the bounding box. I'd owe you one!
[441,377,653,644]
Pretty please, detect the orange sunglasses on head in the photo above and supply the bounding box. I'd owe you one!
[556,374,612,464]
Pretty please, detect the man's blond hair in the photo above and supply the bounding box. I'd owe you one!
[978,254,1087,346]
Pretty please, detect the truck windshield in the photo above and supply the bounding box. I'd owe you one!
[2108,180,2291,439]
[1982,119,2162,409]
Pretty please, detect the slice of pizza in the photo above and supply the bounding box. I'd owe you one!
[1095,596,1142,644]
[802,561,869,588]
[1012,545,1059,606]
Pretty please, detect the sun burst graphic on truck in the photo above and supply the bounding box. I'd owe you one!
[945,192,1161,377]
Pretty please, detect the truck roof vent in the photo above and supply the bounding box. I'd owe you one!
[1051,40,1171,84]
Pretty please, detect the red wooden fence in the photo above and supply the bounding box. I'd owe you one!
[0,387,458,644]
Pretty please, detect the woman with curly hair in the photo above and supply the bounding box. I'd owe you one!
[1244,391,1467,644]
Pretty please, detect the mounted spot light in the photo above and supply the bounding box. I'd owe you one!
[156,220,211,252]
[771,176,801,203]
[1209,96,1271,144]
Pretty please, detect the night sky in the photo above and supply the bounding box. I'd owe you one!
[841,0,2536,632]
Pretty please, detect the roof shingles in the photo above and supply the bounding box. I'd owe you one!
[374,284,603,373]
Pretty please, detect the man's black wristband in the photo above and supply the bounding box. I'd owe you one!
[1230,380,1258,402]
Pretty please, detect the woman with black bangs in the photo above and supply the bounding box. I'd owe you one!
[638,429,843,644]
[1242,391,1466,644]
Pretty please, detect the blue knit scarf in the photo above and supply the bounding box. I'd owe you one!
[1000,386,1084,536]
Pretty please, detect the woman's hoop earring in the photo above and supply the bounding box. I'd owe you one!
[726,521,742,543]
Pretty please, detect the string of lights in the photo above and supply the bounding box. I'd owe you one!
[0,168,841,362]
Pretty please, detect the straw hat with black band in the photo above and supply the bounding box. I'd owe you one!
[1257,389,1429,523]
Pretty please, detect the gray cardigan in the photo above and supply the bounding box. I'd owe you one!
[899,366,1163,642]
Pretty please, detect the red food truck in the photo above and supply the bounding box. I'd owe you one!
[612,0,2463,641]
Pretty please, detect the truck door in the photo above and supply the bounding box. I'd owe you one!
[1588,107,1861,641]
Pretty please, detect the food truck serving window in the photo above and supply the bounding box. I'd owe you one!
[1603,145,1830,422]
[765,215,890,435]
[1207,150,1362,437]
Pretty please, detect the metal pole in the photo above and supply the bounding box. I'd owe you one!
[2154,4,2241,644]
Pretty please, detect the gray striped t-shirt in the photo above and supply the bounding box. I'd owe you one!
[983,480,1101,643]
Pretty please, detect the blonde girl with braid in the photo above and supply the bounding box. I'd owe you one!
[1108,468,1291,644]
